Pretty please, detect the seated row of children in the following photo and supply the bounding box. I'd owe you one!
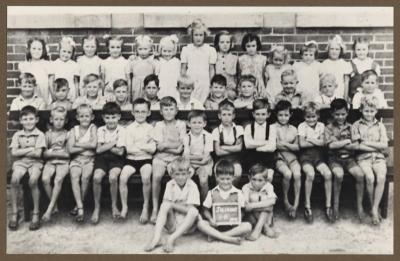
[10,66,387,115]
[8,95,388,245]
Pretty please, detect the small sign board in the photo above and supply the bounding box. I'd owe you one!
[212,202,241,226]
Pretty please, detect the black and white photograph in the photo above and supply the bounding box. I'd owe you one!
[6,6,394,254]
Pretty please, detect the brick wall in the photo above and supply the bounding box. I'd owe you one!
[6,25,394,141]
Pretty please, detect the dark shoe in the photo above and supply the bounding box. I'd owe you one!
[304,208,313,224]
[326,207,335,223]
[8,212,19,231]
[29,212,41,231]
[75,208,84,223]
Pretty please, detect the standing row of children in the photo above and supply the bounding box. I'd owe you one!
[11,19,388,114]
[9,92,388,252]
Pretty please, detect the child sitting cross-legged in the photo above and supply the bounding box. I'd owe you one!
[243,164,278,240]
[144,157,200,253]
[197,159,252,244]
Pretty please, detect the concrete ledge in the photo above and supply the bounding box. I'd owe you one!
[263,13,296,27]
[7,14,111,28]
[74,14,111,28]
[144,13,189,28]
[296,11,393,27]
[111,13,144,28]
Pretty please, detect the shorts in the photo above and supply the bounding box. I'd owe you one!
[243,151,275,170]
[94,151,125,172]
[169,211,197,234]
[328,155,358,170]
[189,160,214,177]
[275,151,298,167]
[299,148,326,167]
[125,159,152,172]
[44,160,69,171]
[12,158,43,172]
[69,155,94,169]
[217,225,236,232]
[357,152,386,166]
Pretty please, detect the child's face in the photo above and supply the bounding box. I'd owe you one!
[114,85,128,103]
[20,79,35,99]
[245,40,258,56]
[328,43,341,60]
[277,109,291,125]
[59,43,73,62]
[137,44,151,59]
[272,52,284,68]
[304,111,318,127]
[361,105,377,122]
[354,43,369,60]
[321,79,337,97]
[83,39,97,57]
[216,174,233,191]
[332,108,348,125]
[188,116,206,135]
[252,108,269,125]
[302,49,316,64]
[86,80,100,98]
[76,109,93,128]
[20,113,38,132]
[133,103,151,123]
[210,82,226,99]
[178,84,194,100]
[218,109,235,126]
[362,75,378,94]
[160,104,178,121]
[239,80,255,98]
[171,168,190,188]
[218,35,231,53]
[109,40,122,58]
[51,112,66,130]
[30,40,43,60]
[144,81,159,100]
[281,75,298,94]
[54,86,69,101]
[250,173,267,192]
[193,29,205,47]
[102,113,121,130]
[161,44,174,60]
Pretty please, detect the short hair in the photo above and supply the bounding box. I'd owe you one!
[83,73,100,86]
[275,100,292,113]
[18,72,36,85]
[239,74,257,87]
[211,74,227,87]
[280,69,297,82]
[113,79,128,90]
[300,41,318,57]
[26,37,49,61]
[104,35,123,49]
[218,98,235,112]
[359,96,379,110]
[241,33,262,51]
[214,30,235,52]
[102,102,121,115]
[352,37,370,51]
[319,73,337,89]
[188,110,207,122]
[169,156,191,174]
[132,98,151,110]
[361,69,378,83]
[248,163,268,179]
[177,75,195,88]
[76,103,93,115]
[20,105,37,118]
[302,101,320,116]
[82,34,99,55]
[54,78,69,91]
[269,45,290,64]
[144,74,160,88]
[50,106,68,118]
[330,98,349,112]
[187,19,210,38]
[214,159,234,177]
[252,98,270,111]
[160,96,177,109]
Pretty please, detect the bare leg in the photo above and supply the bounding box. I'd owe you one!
[223,222,252,238]
[360,163,375,213]
[80,162,94,205]
[140,164,152,224]
[317,163,332,208]
[70,167,84,216]
[246,212,268,241]
[291,161,302,213]
[151,159,166,224]
[119,166,135,219]
[302,164,315,209]
[9,169,25,226]
[332,166,344,219]
[197,219,242,245]
[371,161,387,224]
[28,167,42,227]
[109,168,121,218]
[349,165,366,220]
[197,168,209,204]
[277,163,293,211]
[91,169,106,224]
[41,164,55,200]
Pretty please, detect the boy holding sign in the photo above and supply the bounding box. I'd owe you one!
[197,159,252,244]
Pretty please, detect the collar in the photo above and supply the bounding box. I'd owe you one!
[208,95,225,103]
[331,121,350,128]
[219,123,236,131]
[170,178,192,190]
[189,130,207,137]
[248,182,270,193]
[18,94,39,101]
[132,121,148,128]
[359,118,379,126]
[102,125,122,132]
[20,127,42,136]
[213,185,238,194]
[254,121,267,128]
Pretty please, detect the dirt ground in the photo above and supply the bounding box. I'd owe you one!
[6,184,393,254]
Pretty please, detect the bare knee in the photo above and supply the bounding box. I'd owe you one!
[187,207,199,218]
[93,171,104,185]
[303,166,315,180]
[42,174,52,186]
[282,169,292,181]
[29,176,39,187]
[375,172,386,185]
[109,173,119,184]
[332,168,344,180]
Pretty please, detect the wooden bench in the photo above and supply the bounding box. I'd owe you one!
[7,109,394,221]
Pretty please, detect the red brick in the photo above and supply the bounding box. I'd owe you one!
[259,28,272,34]
[7,88,20,96]
[261,44,272,52]
[7,71,21,79]
[284,35,306,43]
[381,68,393,75]
[351,35,374,42]
[384,60,393,66]
[306,35,329,42]
[375,52,393,59]
[14,63,19,71]
[47,36,63,44]
[7,45,14,54]
[384,92,393,99]
[283,44,294,52]
[110,28,134,35]
[7,80,15,87]
[388,101,393,107]
[261,35,284,43]
[7,37,26,44]
[14,45,27,54]
[384,76,393,83]
[386,43,393,50]
[49,45,59,53]
[375,35,393,42]
[7,63,13,70]
[369,43,385,50]
[273,28,295,34]
[380,84,393,91]
[61,29,88,36]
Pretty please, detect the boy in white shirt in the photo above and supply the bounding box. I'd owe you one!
[176,75,204,110]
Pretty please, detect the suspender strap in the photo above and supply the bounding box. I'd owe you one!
[219,126,237,145]
[251,122,270,140]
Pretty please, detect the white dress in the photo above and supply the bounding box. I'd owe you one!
[50,59,79,101]
[321,59,352,98]
[293,61,321,102]
[76,55,103,95]
[19,59,51,103]
[157,57,180,99]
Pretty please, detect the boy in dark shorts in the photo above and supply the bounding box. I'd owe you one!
[91,102,125,224]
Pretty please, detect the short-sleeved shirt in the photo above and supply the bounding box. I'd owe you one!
[97,125,125,145]
[325,122,353,157]
[10,95,46,111]
[274,91,303,109]
[122,121,156,160]
[234,97,254,109]
[320,59,352,98]
[48,100,72,111]
[243,122,276,151]
[72,95,106,110]
[177,98,205,110]
[242,182,277,204]
[314,94,338,108]
[10,128,46,161]
[71,124,97,157]
[216,52,238,91]
[212,123,244,146]
[203,185,245,209]
[50,59,80,100]
[292,61,322,103]
[180,43,217,77]
[352,89,388,109]
[352,118,388,161]
[298,122,325,140]
[183,130,213,156]
[163,178,200,206]
[204,97,225,110]
[153,120,186,162]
